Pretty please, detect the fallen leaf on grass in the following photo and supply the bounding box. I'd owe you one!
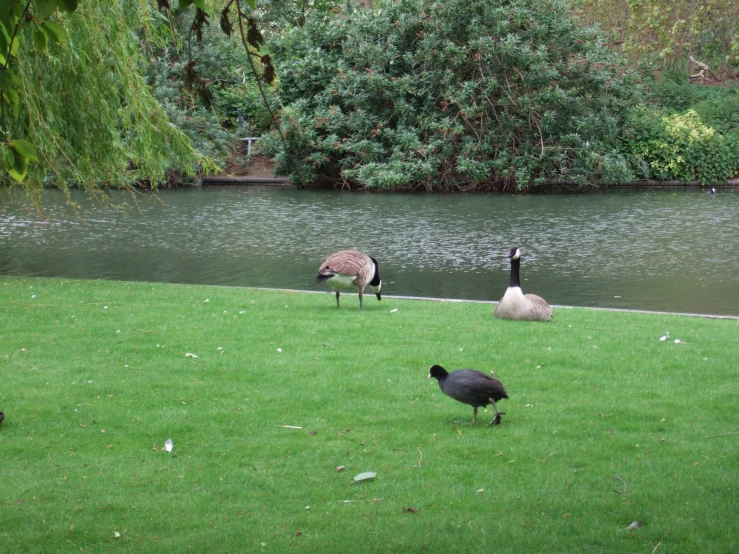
[185,353,199,358]
[626,521,642,530]
[164,439,173,453]
[402,507,419,514]
[353,471,376,483]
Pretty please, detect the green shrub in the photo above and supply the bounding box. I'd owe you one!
[691,88,739,134]
[624,108,739,183]
[648,72,739,134]
[260,0,639,189]
[145,15,275,167]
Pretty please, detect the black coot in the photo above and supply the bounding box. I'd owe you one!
[428,365,508,425]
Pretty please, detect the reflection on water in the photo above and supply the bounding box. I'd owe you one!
[1,186,738,315]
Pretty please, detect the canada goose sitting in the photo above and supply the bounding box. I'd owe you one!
[493,246,552,322]
[316,250,382,309]
[428,365,508,425]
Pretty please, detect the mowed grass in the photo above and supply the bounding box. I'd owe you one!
[0,277,737,554]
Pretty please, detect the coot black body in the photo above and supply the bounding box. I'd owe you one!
[428,365,508,425]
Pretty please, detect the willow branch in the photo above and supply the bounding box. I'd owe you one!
[0,0,34,138]
[234,0,301,178]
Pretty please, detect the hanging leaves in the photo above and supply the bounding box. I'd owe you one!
[4,140,39,182]
[261,54,275,84]
[191,8,210,43]
[39,21,70,43]
[2,0,76,183]
[34,0,58,21]
[32,26,48,52]
[219,6,232,37]
[58,0,79,12]
[246,18,263,50]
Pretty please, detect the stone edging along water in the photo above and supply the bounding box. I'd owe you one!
[199,175,739,188]
[250,287,739,320]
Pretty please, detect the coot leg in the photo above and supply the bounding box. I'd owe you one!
[488,400,505,425]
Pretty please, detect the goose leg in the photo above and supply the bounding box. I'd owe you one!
[472,406,478,425]
[487,400,505,426]
[359,290,364,310]
[335,291,340,309]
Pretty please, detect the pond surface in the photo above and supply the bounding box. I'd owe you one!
[1,186,738,316]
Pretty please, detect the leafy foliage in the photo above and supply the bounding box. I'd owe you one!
[0,0,80,184]
[145,13,274,168]
[573,0,739,79]
[619,72,739,183]
[622,107,739,184]
[261,0,639,190]
[1,0,209,199]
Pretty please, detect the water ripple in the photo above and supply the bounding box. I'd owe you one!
[1,187,737,315]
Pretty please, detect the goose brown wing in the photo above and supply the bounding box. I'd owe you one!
[524,293,552,320]
[319,250,369,276]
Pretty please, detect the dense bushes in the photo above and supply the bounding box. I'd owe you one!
[260,0,640,190]
[145,15,275,170]
[620,73,739,183]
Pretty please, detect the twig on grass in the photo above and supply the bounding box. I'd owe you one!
[530,451,557,463]
[156,466,168,472]
[340,498,383,503]
[414,446,423,468]
[278,425,302,429]
[652,542,661,553]
[612,474,627,493]
[703,432,738,438]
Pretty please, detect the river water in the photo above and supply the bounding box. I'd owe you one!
[1,186,737,315]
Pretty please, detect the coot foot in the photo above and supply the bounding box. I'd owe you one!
[488,412,505,426]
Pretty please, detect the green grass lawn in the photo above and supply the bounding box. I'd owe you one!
[1,277,737,553]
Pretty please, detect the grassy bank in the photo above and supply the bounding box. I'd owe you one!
[1,278,737,553]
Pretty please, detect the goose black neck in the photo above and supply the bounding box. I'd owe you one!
[369,257,381,286]
[508,257,521,288]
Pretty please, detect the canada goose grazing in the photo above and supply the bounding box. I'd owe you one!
[428,365,508,425]
[493,246,552,322]
[316,250,382,309]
